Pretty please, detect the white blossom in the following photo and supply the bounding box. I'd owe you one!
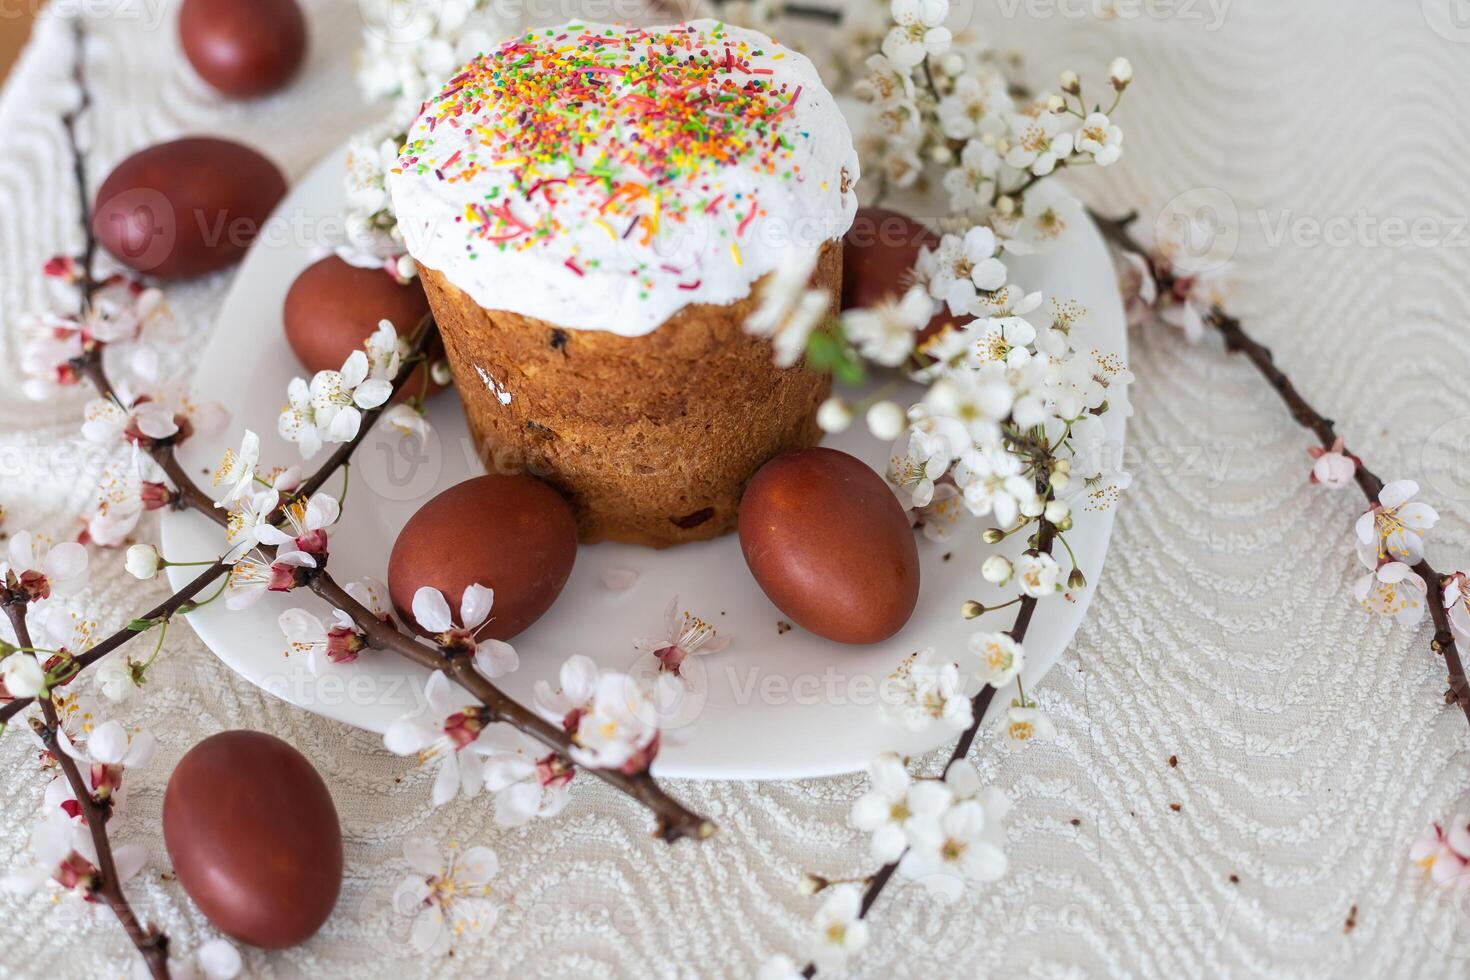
[881,648,974,732]
[842,285,930,366]
[392,836,498,956]
[882,0,952,69]
[1355,479,1437,567]
[809,884,870,970]
[1004,704,1056,745]
[1075,111,1124,166]
[966,631,1024,687]
[478,726,572,828]
[850,753,953,861]
[1004,109,1075,177]
[384,672,490,806]
[918,226,1009,316]
[1,530,89,600]
[1014,552,1062,598]
[1354,560,1428,626]
[745,248,830,367]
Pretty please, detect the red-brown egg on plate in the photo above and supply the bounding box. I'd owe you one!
[739,447,920,645]
[388,475,578,641]
[284,256,439,397]
[163,731,341,949]
[93,137,286,280]
[842,206,970,347]
[179,0,307,98]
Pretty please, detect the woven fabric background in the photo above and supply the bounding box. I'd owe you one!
[3,1,1470,976]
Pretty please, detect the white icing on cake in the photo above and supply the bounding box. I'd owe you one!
[386,20,859,336]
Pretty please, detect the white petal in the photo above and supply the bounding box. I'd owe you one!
[384,718,433,756]
[474,639,519,679]
[424,671,452,713]
[871,824,908,862]
[403,837,444,876]
[306,494,341,530]
[1379,479,1418,509]
[340,350,369,387]
[87,721,131,765]
[196,940,242,980]
[431,756,460,806]
[412,587,454,633]
[123,730,157,769]
[44,542,88,583]
[460,584,495,631]
[561,655,601,702]
[495,782,542,827]
[456,846,499,886]
[482,754,535,791]
[459,750,485,798]
[112,843,147,883]
[410,905,447,956]
[279,608,325,644]
[354,378,393,410]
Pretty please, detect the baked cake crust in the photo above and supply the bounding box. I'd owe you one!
[421,240,839,547]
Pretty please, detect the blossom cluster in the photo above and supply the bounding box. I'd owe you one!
[742,1,1139,972]
[851,1,1129,238]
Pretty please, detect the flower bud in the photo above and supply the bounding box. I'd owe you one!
[982,527,1005,544]
[928,143,953,165]
[125,544,161,581]
[1044,500,1070,523]
[800,873,829,896]
[1053,458,1071,474]
[939,52,966,77]
[1048,470,1071,492]
[1059,70,1080,94]
[394,254,418,281]
[962,600,985,620]
[866,400,907,441]
[996,194,1017,216]
[0,652,46,699]
[1067,568,1088,590]
[1110,57,1133,89]
[817,397,853,433]
[1045,93,1066,113]
[1019,496,1045,518]
[982,555,1013,585]
[430,359,452,386]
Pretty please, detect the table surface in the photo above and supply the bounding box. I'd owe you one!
[3,2,1470,978]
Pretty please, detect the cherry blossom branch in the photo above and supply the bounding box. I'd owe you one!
[801,518,1056,977]
[311,574,715,844]
[3,600,171,980]
[0,560,229,727]
[1090,209,1470,730]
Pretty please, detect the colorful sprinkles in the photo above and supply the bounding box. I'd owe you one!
[395,22,810,292]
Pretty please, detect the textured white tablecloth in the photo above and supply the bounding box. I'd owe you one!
[4,1,1470,977]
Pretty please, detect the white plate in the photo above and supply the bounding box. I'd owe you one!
[162,143,1127,780]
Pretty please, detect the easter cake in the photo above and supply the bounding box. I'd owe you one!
[387,20,859,547]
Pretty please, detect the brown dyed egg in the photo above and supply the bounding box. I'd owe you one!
[389,475,578,640]
[163,731,341,949]
[93,137,287,280]
[284,256,439,397]
[179,0,307,98]
[842,206,968,346]
[739,448,919,645]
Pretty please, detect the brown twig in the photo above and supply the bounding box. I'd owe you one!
[4,601,170,980]
[1089,208,1470,728]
